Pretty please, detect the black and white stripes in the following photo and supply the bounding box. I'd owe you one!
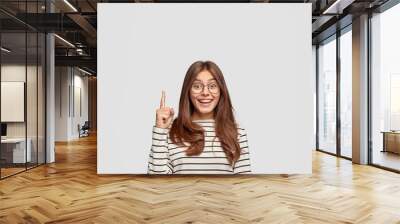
[148,119,251,174]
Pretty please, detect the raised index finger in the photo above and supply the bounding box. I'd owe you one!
[160,90,166,108]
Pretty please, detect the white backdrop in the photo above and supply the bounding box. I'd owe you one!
[98,3,313,174]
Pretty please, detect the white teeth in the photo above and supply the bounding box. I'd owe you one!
[198,99,212,103]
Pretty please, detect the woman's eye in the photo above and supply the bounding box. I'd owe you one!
[209,84,218,89]
[193,84,201,89]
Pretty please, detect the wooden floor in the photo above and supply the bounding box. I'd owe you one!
[0,167,26,178]
[1,163,44,178]
[1,135,400,224]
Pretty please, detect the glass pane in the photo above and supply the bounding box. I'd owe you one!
[340,29,352,158]
[27,31,38,169]
[318,37,337,154]
[25,0,38,169]
[371,4,400,171]
[1,32,27,178]
[38,32,45,165]
[0,1,46,178]
[313,45,317,149]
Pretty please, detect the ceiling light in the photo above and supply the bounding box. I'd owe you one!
[54,34,75,48]
[323,0,340,14]
[63,0,78,12]
[76,48,84,55]
[323,0,355,15]
[78,67,93,76]
[1,47,11,53]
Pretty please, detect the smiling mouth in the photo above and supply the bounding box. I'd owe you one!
[197,99,213,106]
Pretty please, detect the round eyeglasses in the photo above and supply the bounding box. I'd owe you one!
[191,82,220,94]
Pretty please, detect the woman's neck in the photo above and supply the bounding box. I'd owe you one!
[192,111,214,121]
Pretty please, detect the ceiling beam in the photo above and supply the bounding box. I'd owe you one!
[67,13,97,46]
[55,55,96,70]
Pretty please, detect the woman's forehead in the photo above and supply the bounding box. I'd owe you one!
[195,70,214,80]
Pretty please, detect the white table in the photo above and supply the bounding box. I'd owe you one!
[1,138,32,163]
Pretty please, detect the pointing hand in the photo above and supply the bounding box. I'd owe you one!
[155,90,174,129]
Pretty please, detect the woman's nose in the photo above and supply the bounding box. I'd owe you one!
[201,87,210,95]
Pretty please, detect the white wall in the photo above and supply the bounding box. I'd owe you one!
[73,73,89,136]
[98,3,313,174]
[55,66,69,141]
[55,67,89,141]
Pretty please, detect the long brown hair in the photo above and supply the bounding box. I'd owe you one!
[169,60,241,166]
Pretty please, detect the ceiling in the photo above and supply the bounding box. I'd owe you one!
[0,0,393,75]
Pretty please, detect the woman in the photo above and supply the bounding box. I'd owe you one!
[148,60,251,174]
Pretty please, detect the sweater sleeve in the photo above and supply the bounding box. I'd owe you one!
[147,126,174,174]
[233,128,252,174]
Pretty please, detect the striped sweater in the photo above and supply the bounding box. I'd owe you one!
[148,119,251,174]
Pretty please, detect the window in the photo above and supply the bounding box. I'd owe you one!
[371,3,400,171]
[318,36,337,154]
[0,1,47,179]
[339,28,352,158]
